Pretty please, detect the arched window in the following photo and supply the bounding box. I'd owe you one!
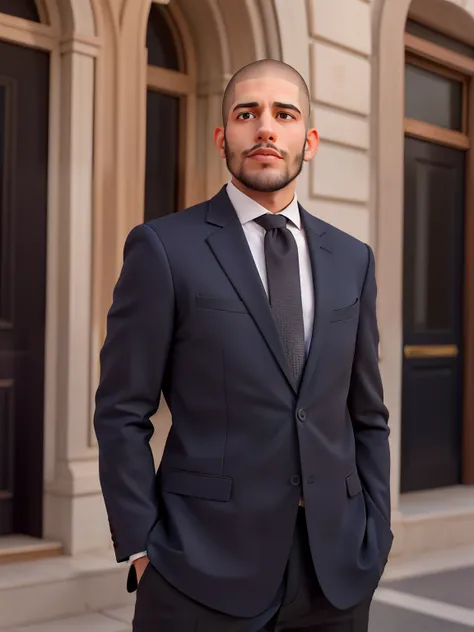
[146,3,181,71]
[0,0,40,22]
[144,3,194,222]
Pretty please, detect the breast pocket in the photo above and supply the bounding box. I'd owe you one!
[330,298,359,323]
[195,294,249,314]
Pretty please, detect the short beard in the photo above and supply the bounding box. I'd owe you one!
[224,137,305,193]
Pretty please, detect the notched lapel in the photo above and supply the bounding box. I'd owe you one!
[206,189,297,393]
[299,208,334,395]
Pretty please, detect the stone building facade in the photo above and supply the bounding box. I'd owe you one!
[0,0,473,585]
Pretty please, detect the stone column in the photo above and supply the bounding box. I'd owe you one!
[43,37,109,555]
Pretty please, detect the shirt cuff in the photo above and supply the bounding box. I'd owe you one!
[129,551,147,563]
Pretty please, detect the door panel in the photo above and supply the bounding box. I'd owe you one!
[0,40,49,535]
[402,137,464,492]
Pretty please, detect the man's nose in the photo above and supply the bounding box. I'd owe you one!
[256,112,277,144]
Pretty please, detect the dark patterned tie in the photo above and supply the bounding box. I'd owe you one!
[254,213,306,387]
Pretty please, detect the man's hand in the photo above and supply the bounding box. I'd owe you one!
[133,555,150,584]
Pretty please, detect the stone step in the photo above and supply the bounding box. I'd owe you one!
[0,536,62,565]
[390,485,474,560]
[0,550,134,630]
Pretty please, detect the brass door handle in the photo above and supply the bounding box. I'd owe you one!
[404,344,459,359]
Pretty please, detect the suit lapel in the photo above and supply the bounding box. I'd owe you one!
[299,207,334,395]
[206,188,297,393]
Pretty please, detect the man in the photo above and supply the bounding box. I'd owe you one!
[94,59,393,632]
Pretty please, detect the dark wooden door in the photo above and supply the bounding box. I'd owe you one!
[401,137,464,492]
[0,40,49,535]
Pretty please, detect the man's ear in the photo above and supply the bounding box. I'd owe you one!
[214,127,226,159]
[304,128,319,163]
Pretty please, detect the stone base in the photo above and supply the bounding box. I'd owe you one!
[390,485,474,561]
[0,550,133,630]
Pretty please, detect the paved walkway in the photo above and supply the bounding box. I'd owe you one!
[4,553,474,631]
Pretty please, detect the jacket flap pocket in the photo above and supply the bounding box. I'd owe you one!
[163,469,232,502]
[346,469,362,498]
[330,298,359,323]
[196,295,248,314]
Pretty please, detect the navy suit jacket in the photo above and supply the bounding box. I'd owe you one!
[94,186,393,616]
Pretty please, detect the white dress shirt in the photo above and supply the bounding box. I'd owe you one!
[226,181,315,354]
[130,182,314,562]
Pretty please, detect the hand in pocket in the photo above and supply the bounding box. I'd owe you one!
[133,556,150,584]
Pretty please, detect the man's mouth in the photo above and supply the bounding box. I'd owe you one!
[248,148,282,159]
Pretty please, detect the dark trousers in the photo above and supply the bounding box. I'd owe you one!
[132,508,372,631]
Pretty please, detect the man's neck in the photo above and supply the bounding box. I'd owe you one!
[231,177,296,214]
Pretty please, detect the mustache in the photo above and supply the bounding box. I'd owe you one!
[242,143,286,158]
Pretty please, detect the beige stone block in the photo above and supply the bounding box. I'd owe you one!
[313,104,369,150]
[311,42,371,115]
[308,199,369,243]
[395,512,474,561]
[308,0,371,55]
[383,542,474,581]
[44,491,111,556]
[0,552,131,629]
[0,580,87,630]
[274,0,311,82]
[311,142,370,204]
[81,568,135,613]
[71,494,111,554]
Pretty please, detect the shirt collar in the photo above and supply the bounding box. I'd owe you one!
[226,181,301,229]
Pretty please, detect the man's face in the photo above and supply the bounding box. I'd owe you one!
[217,76,317,193]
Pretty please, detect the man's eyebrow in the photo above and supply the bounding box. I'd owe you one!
[232,101,302,114]
[233,102,260,111]
[274,102,301,114]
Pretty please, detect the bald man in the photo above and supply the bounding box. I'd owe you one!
[94,59,393,632]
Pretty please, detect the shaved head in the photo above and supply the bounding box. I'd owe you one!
[222,59,311,127]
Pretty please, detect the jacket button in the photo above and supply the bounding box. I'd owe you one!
[297,409,306,422]
[290,474,301,486]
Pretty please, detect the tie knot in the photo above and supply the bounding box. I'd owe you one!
[254,213,288,232]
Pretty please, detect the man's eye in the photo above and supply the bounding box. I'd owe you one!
[237,112,256,120]
[277,112,294,120]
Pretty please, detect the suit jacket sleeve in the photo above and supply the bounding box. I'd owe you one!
[94,223,175,562]
[349,245,391,525]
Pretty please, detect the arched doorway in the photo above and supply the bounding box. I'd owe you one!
[374,0,474,503]
[401,19,473,491]
[0,0,49,537]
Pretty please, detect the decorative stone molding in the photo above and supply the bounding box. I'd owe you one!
[37,0,103,553]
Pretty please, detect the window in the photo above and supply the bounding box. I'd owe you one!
[0,0,40,22]
[144,4,193,222]
[147,4,181,71]
[405,63,464,131]
[406,19,474,59]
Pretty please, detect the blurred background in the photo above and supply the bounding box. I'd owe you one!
[0,0,473,630]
